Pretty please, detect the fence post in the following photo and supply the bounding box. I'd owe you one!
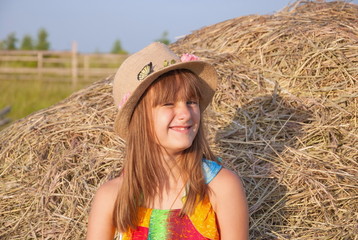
[71,41,78,87]
[37,52,43,80]
[84,55,89,81]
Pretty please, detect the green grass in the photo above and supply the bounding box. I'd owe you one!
[0,79,90,128]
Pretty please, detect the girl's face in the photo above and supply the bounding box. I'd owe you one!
[152,99,200,158]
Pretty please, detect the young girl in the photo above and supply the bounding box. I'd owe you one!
[87,42,249,240]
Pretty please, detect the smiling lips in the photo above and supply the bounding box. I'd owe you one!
[169,125,192,132]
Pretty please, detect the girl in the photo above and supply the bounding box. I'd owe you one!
[87,42,249,239]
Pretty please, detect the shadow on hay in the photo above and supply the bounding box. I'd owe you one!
[215,92,311,239]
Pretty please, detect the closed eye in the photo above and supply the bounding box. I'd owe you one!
[163,103,174,106]
[187,100,198,105]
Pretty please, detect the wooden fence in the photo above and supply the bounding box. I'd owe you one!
[0,42,128,84]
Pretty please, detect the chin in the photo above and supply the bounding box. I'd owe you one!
[177,142,194,152]
[167,142,194,154]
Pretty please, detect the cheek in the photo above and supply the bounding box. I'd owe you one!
[193,108,201,123]
[192,109,201,131]
[153,110,171,132]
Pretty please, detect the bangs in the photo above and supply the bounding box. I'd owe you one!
[148,69,202,107]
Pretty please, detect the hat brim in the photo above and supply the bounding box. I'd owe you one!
[114,60,217,140]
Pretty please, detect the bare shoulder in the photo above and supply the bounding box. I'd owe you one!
[91,176,122,206]
[91,176,123,213]
[209,167,245,198]
[208,167,249,239]
[96,176,122,197]
[86,176,123,240]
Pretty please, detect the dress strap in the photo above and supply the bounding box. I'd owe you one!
[202,158,223,184]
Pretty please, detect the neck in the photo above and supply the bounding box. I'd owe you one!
[162,149,182,161]
[157,151,185,188]
[162,156,181,180]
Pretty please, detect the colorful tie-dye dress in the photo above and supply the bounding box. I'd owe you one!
[121,159,222,240]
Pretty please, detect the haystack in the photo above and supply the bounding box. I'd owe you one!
[1,1,357,239]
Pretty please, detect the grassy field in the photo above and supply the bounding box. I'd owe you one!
[0,79,90,129]
[0,51,126,130]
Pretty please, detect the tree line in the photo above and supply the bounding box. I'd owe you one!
[0,29,171,53]
[0,28,50,51]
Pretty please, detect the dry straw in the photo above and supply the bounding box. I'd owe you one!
[1,1,357,239]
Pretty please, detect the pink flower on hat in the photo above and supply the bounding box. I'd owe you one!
[181,53,199,62]
[118,92,131,109]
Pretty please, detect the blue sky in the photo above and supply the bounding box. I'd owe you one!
[1,0,357,53]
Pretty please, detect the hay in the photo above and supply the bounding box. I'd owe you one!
[1,1,357,239]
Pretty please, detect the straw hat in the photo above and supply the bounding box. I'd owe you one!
[113,42,218,140]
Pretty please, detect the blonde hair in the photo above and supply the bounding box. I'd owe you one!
[113,69,217,232]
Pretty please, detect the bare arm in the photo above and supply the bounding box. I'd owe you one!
[86,177,121,240]
[209,168,249,240]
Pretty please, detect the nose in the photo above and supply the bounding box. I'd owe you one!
[176,102,191,121]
